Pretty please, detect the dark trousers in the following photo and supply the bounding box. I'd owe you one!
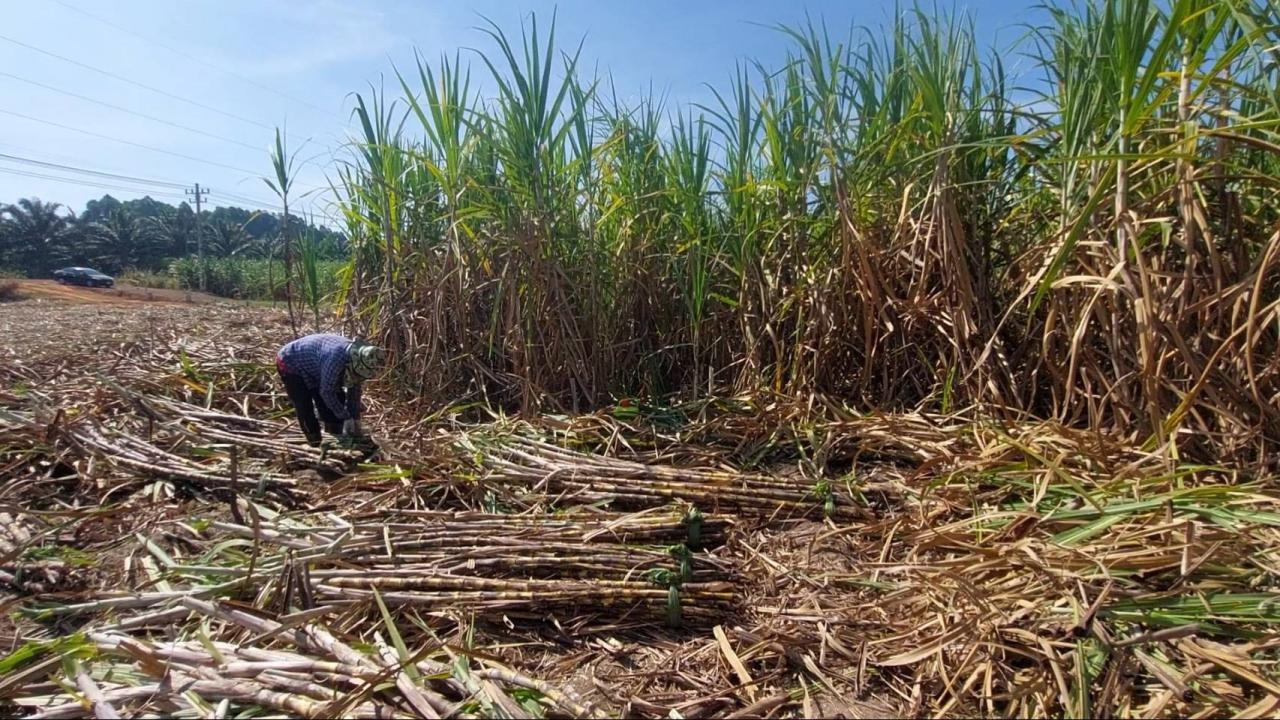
[279,371,342,444]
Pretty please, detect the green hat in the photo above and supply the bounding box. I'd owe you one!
[346,340,385,380]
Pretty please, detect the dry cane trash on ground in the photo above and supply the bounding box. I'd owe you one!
[1,298,1279,719]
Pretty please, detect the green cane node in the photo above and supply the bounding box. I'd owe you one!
[811,480,836,517]
[645,567,680,588]
[666,584,683,630]
[682,506,704,549]
[668,543,694,583]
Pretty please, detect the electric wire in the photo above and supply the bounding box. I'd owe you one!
[0,152,190,190]
[51,0,345,122]
[0,71,263,151]
[0,108,262,176]
[0,150,283,210]
[0,165,189,200]
[0,32,273,131]
[0,140,192,187]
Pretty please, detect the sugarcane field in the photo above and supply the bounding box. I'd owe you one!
[2,1,1280,718]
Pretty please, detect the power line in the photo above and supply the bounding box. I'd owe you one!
[0,32,273,131]
[218,188,272,202]
[0,33,345,186]
[0,139,328,206]
[217,194,283,211]
[0,152,189,190]
[0,163,295,215]
[196,186,342,225]
[0,154,282,211]
[0,140,191,186]
[201,190,281,212]
[0,153,306,212]
[0,152,325,219]
[0,108,262,177]
[0,71,262,151]
[0,165,189,200]
[228,183,330,204]
[52,0,345,122]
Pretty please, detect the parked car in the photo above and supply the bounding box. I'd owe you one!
[53,267,115,288]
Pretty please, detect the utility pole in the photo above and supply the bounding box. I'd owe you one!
[186,183,209,291]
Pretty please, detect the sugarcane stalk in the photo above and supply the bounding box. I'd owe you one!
[470,667,600,717]
[26,578,248,617]
[375,639,446,719]
[26,686,173,720]
[169,673,388,719]
[73,664,121,720]
[217,659,376,682]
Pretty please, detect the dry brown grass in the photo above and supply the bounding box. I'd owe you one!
[0,280,22,303]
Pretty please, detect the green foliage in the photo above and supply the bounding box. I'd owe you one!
[82,206,169,273]
[0,198,81,276]
[166,257,343,301]
[117,268,178,290]
[0,192,344,278]
[0,634,93,675]
[297,226,324,329]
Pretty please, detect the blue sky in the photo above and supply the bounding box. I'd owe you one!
[0,0,1045,225]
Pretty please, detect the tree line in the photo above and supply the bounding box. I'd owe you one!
[0,194,346,277]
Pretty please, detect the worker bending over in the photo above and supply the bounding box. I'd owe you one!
[275,333,384,446]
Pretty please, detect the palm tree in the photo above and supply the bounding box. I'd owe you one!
[0,211,12,270]
[0,198,82,276]
[142,205,195,259]
[206,217,256,257]
[85,207,166,273]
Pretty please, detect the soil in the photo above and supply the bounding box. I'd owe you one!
[11,279,229,306]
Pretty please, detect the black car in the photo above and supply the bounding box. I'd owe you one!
[53,267,115,288]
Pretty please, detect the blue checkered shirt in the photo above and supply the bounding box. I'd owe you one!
[277,333,363,421]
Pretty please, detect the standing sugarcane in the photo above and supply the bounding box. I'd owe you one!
[265,126,301,335]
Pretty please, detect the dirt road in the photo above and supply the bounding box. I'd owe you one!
[11,279,225,305]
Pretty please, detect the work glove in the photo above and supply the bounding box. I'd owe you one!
[342,419,364,438]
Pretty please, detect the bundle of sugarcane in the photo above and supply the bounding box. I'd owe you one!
[199,507,736,627]
[0,400,310,504]
[316,576,734,628]
[235,506,728,552]
[7,597,601,719]
[461,433,868,520]
[26,527,736,632]
[143,394,370,471]
[66,417,303,495]
[325,547,727,581]
[214,527,730,582]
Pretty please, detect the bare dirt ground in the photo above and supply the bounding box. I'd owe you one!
[0,293,289,366]
[12,279,228,305]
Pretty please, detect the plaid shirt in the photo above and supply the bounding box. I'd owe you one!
[276,333,363,421]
